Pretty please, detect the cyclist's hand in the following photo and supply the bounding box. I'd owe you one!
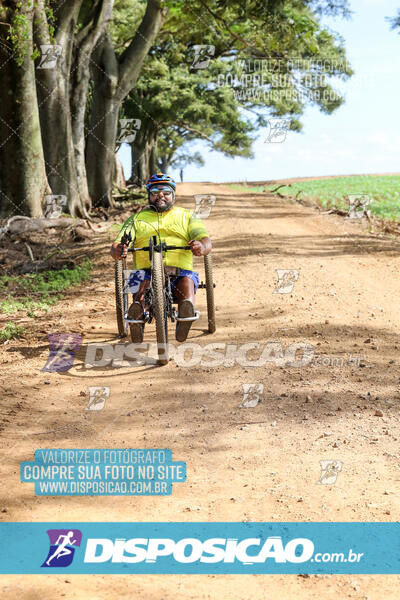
[188,240,204,256]
[111,243,128,260]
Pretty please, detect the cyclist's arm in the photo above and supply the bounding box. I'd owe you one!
[188,213,211,256]
[188,236,212,256]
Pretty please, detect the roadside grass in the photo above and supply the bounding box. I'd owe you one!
[0,321,25,341]
[229,175,400,221]
[0,259,93,320]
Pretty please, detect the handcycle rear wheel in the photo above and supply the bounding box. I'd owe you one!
[152,250,169,365]
[115,258,128,337]
[204,254,216,333]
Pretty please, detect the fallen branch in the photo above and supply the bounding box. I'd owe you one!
[17,258,76,274]
[270,183,291,194]
[321,208,349,216]
[1,217,85,236]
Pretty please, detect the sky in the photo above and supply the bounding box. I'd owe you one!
[118,0,400,182]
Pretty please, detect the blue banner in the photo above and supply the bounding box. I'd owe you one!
[0,522,399,574]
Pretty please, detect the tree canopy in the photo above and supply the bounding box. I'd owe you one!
[0,0,353,217]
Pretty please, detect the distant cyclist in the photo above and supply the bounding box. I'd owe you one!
[111,173,212,342]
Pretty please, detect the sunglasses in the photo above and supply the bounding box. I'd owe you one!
[149,187,173,196]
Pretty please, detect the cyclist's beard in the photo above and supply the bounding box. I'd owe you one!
[149,195,175,213]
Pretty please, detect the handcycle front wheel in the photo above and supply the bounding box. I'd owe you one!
[151,250,169,365]
[115,258,128,337]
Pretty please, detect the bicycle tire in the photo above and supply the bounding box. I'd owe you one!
[152,250,169,364]
[204,254,216,334]
[115,259,128,337]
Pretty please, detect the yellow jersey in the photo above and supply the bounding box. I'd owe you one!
[114,206,209,270]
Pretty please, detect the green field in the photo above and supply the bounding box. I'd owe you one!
[230,175,400,221]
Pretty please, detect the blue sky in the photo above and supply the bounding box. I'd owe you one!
[119,0,400,182]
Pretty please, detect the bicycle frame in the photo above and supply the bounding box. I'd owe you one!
[123,235,199,327]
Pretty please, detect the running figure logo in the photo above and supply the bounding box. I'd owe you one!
[86,386,110,411]
[265,118,290,143]
[347,194,371,219]
[42,529,82,568]
[44,194,67,219]
[191,45,215,69]
[118,118,141,144]
[41,333,82,372]
[318,460,343,485]
[241,383,264,408]
[37,45,62,69]
[274,269,299,294]
[193,195,216,219]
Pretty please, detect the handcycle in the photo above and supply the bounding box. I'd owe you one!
[114,232,216,365]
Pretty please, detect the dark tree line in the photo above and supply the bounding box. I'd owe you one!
[0,0,354,218]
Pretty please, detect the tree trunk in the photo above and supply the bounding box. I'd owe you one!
[149,133,158,174]
[70,61,92,217]
[86,32,120,207]
[70,0,114,215]
[130,140,145,186]
[33,0,114,217]
[86,0,166,206]
[158,156,170,172]
[113,153,126,188]
[34,0,85,217]
[130,131,148,186]
[130,124,157,185]
[0,4,50,218]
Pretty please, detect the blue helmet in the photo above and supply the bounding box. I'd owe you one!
[145,172,176,192]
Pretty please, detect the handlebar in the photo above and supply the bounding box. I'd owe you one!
[119,233,191,258]
[127,245,191,252]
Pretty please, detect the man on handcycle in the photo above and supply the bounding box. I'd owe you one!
[110,173,212,343]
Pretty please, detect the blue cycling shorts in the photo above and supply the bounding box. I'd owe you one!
[143,269,199,293]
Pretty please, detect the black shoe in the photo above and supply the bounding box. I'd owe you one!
[128,301,145,343]
[176,299,195,342]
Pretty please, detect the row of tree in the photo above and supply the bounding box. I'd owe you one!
[0,0,358,218]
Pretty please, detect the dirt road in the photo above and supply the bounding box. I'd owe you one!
[1,183,400,598]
